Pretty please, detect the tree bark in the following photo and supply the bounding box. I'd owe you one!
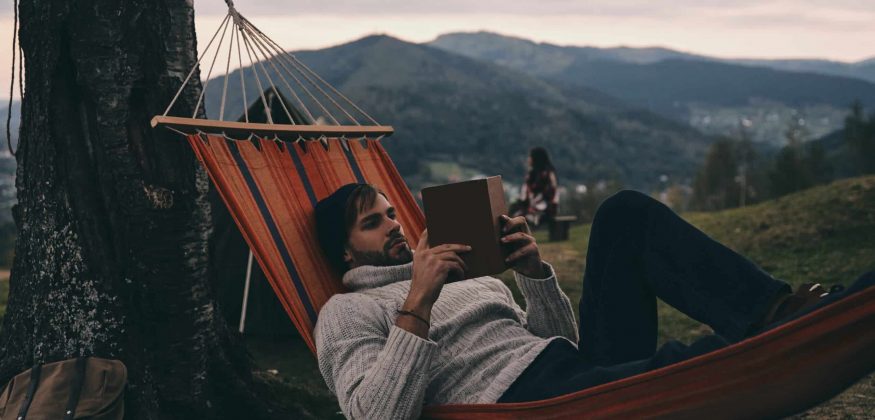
[0,1,295,418]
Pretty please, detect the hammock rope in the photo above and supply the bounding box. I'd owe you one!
[237,22,275,124]
[250,21,380,126]
[236,21,309,124]
[155,1,386,137]
[237,18,325,124]
[240,16,355,125]
[238,21,303,125]
[5,0,20,156]
[192,14,233,119]
[219,20,233,122]
[237,16,340,124]
[162,13,231,118]
[234,27,250,123]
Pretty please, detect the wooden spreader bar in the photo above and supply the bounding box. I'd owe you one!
[151,116,394,139]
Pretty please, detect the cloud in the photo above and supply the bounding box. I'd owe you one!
[194,0,746,17]
[1,0,873,22]
[1,0,875,100]
[187,0,875,18]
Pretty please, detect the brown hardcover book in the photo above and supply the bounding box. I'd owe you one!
[421,176,509,280]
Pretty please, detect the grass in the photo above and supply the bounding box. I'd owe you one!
[1,176,873,417]
[509,176,875,417]
[246,336,345,419]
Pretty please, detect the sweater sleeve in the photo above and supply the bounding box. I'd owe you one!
[315,294,438,420]
[513,262,579,343]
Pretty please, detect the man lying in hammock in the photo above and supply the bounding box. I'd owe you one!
[313,183,841,420]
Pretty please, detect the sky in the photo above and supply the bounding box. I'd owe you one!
[2,0,875,100]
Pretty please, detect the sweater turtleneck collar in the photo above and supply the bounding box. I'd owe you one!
[342,262,413,291]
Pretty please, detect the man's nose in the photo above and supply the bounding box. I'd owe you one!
[387,218,402,234]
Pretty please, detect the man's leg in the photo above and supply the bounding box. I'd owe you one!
[578,190,790,366]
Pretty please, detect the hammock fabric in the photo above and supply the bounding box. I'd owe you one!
[188,134,424,353]
[188,133,875,419]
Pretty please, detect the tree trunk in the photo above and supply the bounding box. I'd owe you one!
[0,1,297,418]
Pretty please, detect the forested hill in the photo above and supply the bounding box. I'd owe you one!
[204,35,712,189]
[430,32,875,109]
[430,32,875,84]
[430,32,875,144]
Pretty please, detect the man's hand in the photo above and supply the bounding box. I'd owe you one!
[397,230,470,338]
[500,215,546,278]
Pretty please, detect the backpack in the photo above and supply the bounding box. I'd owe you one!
[0,357,126,420]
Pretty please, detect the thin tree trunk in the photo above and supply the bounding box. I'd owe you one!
[0,1,296,418]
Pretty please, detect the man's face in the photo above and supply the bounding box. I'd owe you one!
[343,194,413,269]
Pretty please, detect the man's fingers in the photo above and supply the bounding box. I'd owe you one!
[500,232,534,245]
[433,243,472,254]
[501,215,530,234]
[506,243,538,264]
[439,252,468,272]
[444,260,465,278]
[416,229,429,252]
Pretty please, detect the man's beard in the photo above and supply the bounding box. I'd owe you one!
[348,234,413,268]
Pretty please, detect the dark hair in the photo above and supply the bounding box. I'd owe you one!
[343,184,384,237]
[527,147,555,183]
[315,183,387,274]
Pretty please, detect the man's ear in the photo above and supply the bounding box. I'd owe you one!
[343,246,353,265]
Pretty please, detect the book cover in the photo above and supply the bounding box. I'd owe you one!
[421,176,509,280]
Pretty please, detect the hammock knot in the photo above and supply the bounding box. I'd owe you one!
[226,0,241,24]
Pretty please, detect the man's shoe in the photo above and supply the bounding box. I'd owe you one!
[753,283,845,333]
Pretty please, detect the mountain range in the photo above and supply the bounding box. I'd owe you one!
[2,31,873,195]
[431,32,875,82]
[203,35,712,189]
[429,32,875,144]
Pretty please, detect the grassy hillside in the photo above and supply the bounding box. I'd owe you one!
[502,175,875,417]
[1,176,872,417]
[528,174,874,328]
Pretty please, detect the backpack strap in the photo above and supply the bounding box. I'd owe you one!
[16,364,41,420]
[62,356,88,420]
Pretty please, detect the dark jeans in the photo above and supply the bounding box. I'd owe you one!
[499,190,791,402]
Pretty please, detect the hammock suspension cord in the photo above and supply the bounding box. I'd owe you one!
[6,0,22,156]
[159,1,382,134]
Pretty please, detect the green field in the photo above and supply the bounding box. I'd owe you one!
[1,176,873,417]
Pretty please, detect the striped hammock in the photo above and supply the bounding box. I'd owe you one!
[188,134,423,353]
[189,133,875,419]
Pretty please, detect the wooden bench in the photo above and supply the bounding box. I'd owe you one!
[548,215,577,242]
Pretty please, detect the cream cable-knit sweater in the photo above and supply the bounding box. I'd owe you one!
[314,261,578,419]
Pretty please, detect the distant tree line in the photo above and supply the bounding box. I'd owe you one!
[846,101,875,174]
[691,101,875,211]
